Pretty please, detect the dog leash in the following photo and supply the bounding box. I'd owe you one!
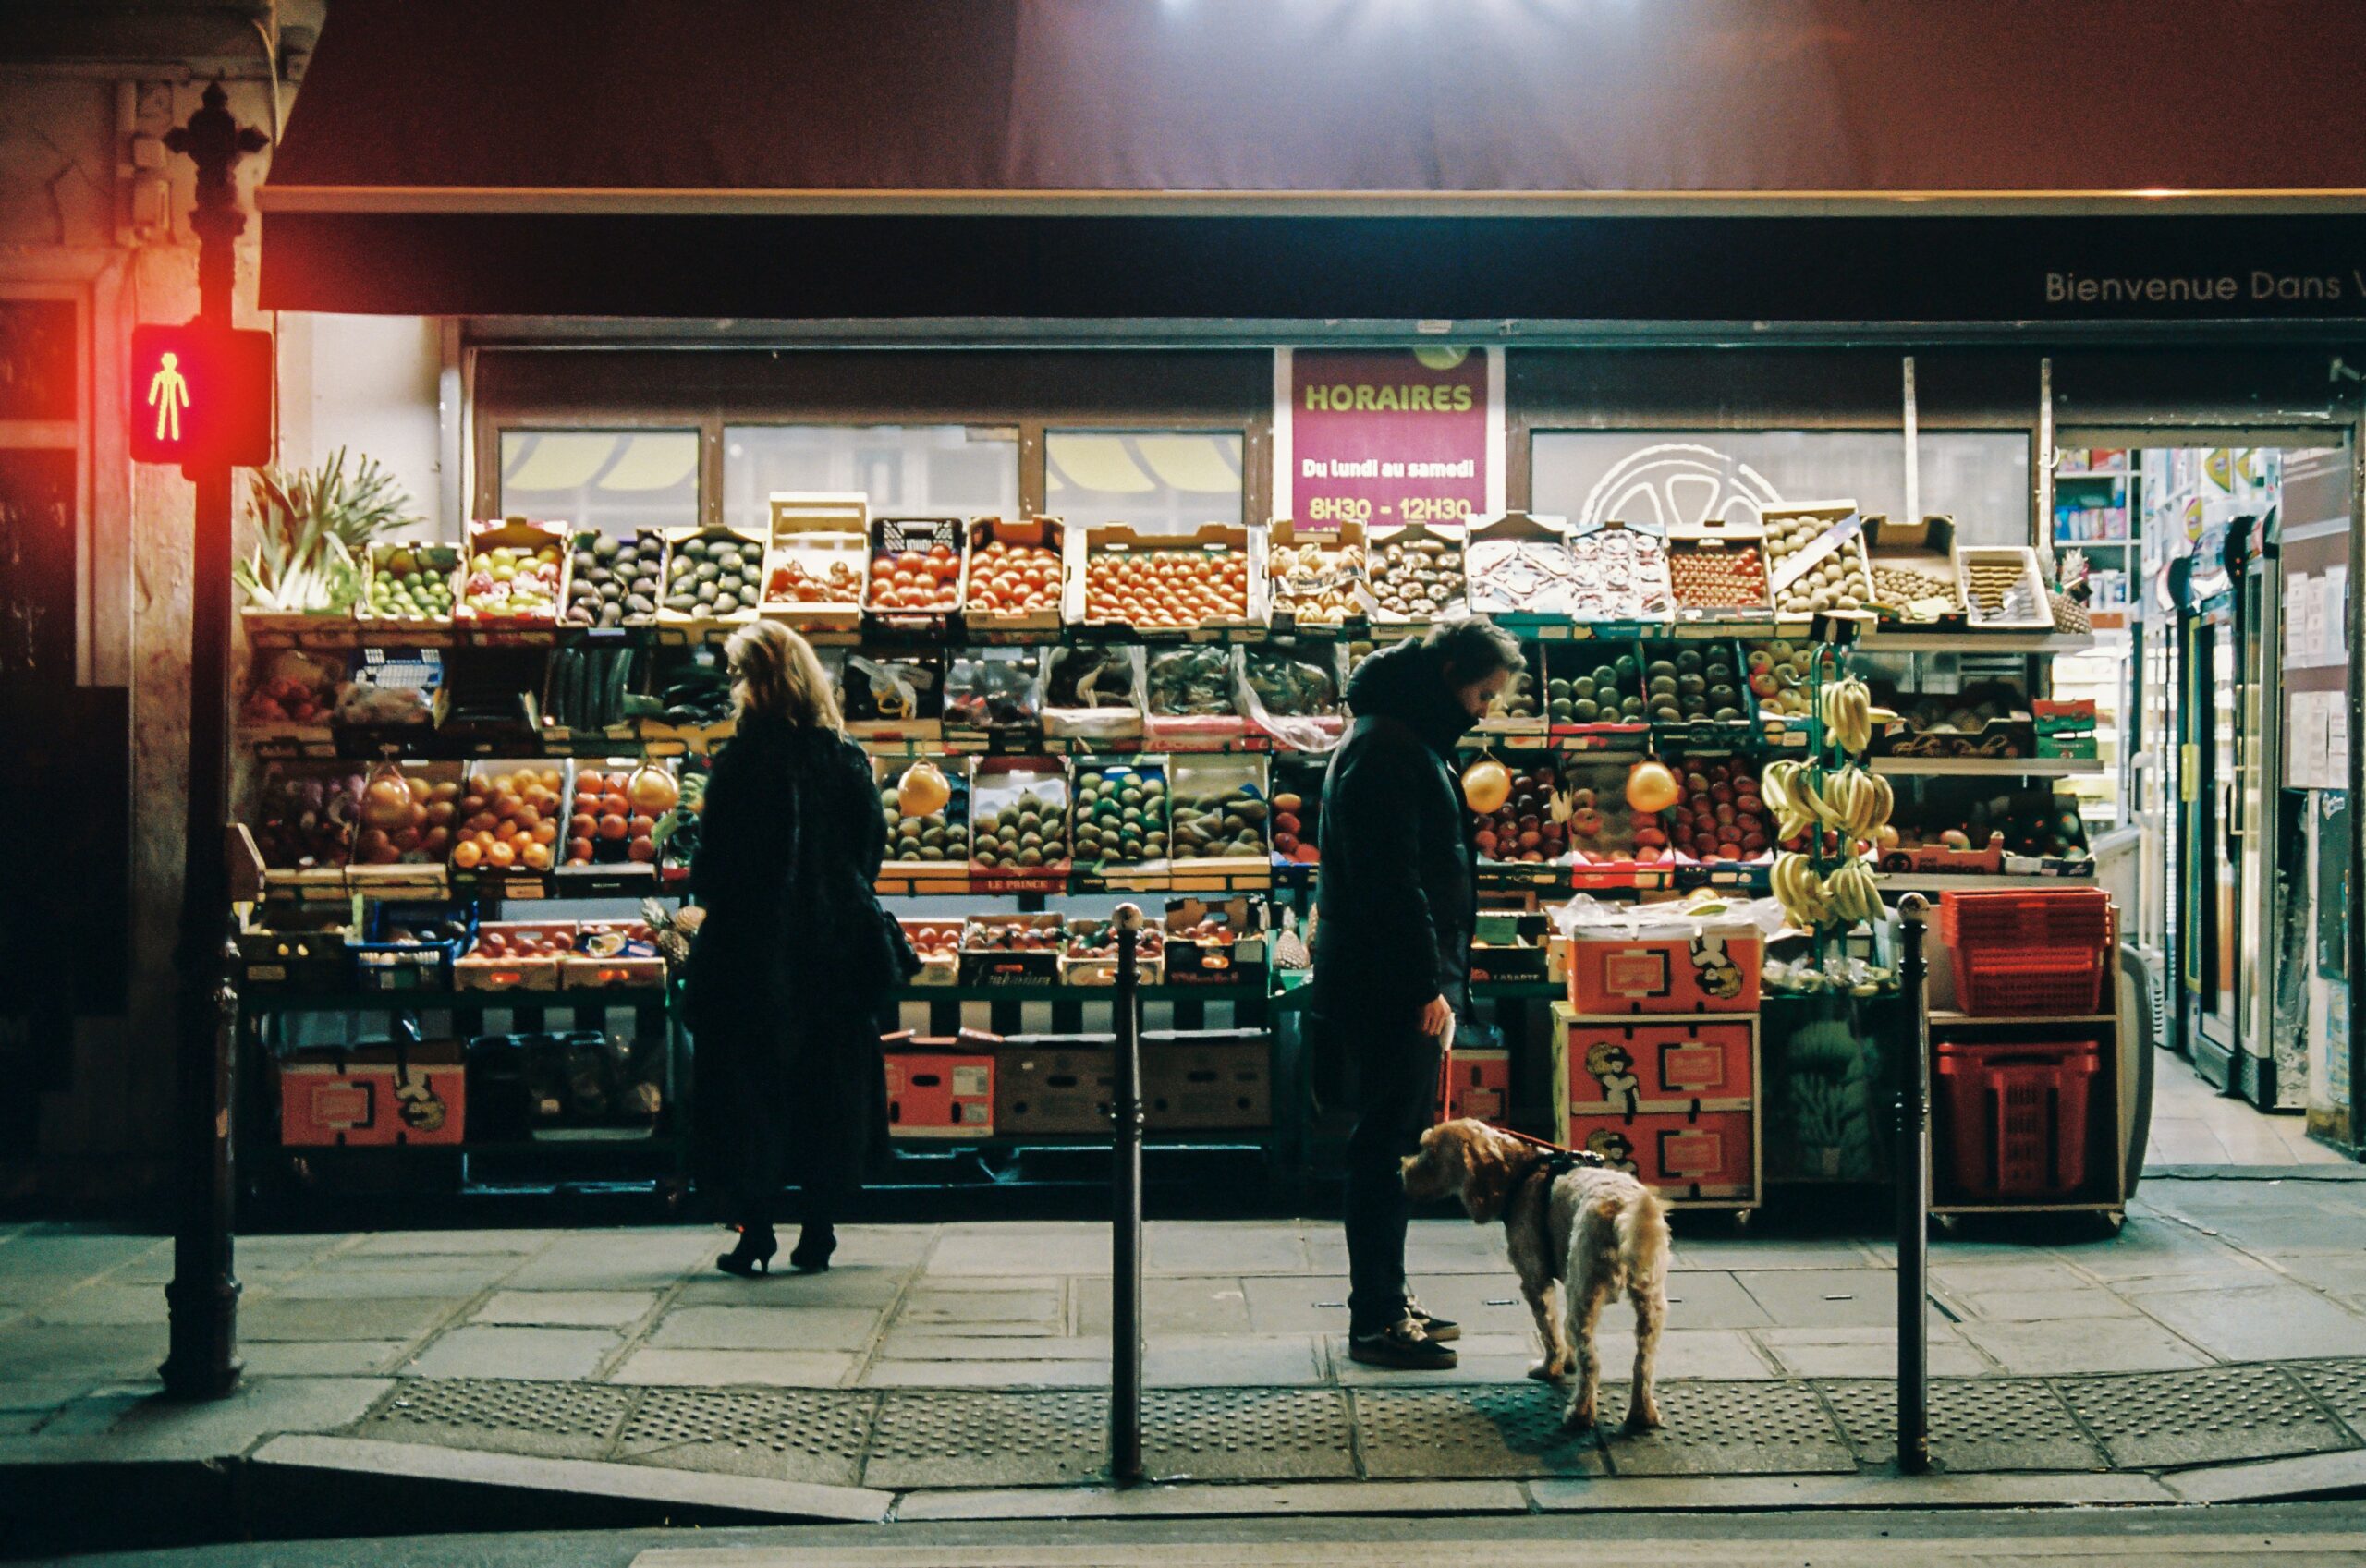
[1433,1041,1609,1170]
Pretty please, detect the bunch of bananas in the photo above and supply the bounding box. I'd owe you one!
[1819,675,1874,754]
[1772,851,1889,930]
[1760,760,1814,841]
[1762,761,1892,845]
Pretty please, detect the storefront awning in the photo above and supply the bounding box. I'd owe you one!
[259,0,2366,321]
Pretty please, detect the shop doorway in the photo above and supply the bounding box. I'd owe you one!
[2063,435,2354,1163]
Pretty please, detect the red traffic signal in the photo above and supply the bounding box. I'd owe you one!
[128,324,274,469]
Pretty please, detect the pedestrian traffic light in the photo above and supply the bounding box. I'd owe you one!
[128,324,274,469]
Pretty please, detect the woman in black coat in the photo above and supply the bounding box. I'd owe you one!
[685,621,915,1275]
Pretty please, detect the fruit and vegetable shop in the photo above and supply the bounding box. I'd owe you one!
[26,4,2364,1225]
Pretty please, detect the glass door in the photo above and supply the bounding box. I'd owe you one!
[2178,601,2238,1083]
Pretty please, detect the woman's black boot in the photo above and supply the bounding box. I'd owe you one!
[787,1224,835,1273]
[716,1225,778,1277]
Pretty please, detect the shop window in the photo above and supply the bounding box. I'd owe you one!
[1529,431,2030,546]
[1046,430,1243,535]
[724,425,1018,532]
[498,428,700,532]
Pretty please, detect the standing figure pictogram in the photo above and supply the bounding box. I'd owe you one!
[149,350,189,444]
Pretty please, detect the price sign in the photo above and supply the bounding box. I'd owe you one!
[1275,347,1503,531]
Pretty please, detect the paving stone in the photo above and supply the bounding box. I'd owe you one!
[1139,1387,1352,1481]
[1327,1332,1541,1386]
[805,1224,937,1270]
[615,1384,875,1485]
[1148,1223,1311,1277]
[864,1389,1108,1488]
[2132,1284,2366,1362]
[1352,1384,1604,1477]
[1239,1275,1352,1334]
[875,1332,1112,1363]
[1669,1238,1879,1271]
[2290,1358,2366,1430]
[1656,1270,1778,1330]
[896,1288,1062,1328]
[1957,1317,2213,1375]
[1588,1329,1778,1381]
[358,1375,637,1460]
[1754,1327,1994,1380]
[242,1295,465,1343]
[1594,1378,1855,1476]
[1945,1287,2143,1323]
[0,1380,98,1413]
[1820,1376,2106,1471]
[1144,1335,1325,1388]
[2051,1219,2250,1280]
[2162,1447,2366,1503]
[79,1376,393,1461]
[0,1233,165,1279]
[648,1306,882,1354]
[2107,1266,2286,1298]
[403,1325,619,1380]
[0,1321,166,1377]
[1075,1277,1256,1336]
[1733,1269,1895,1329]
[238,1340,406,1376]
[676,1267,909,1308]
[860,1358,1109,1389]
[2267,1256,2366,1299]
[472,1290,660,1328]
[270,1267,512,1301]
[2058,1363,2356,1468]
[607,1349,859,1388]
[1928,1260,2094,1295]
[21,1284,168,1325]
[929,1226,1110,1277]
[503,1233,713,1289]
[350,1229,551,1256]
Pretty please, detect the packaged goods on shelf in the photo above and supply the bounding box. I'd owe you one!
[1468,912,1553,980]
[1863,516,1966,624]
[864,517,966,620]
[1366,522,1466,623]
[1166,756,1272,881]
[839,649,946,741]
[1468,754,1569,867]
[456,519,568,626]
[2034,699,2099,759]
[876,754,971,874]
[1477,640,1549,736]
[884,1043,995,1139]
[456,920,577,991]
[1266,519,1372,627]
[360,541,458,629]
[1040,644,1144,741]
[1266,760,1321,866]
[559,760,675,874]
[1761,502,1872,618]
[350,760,463,877]
[1062,917,1167,984]
[1563,521,1676,622]
[660,525,766,626]
[448,762,569,876]
[239,649,340,739]
[1163,895,1267,981]
[1547,646,1650,735]
[1241,642,1345,750]
[280,1039,466,1146]
[1078,523,1258,633]
[1741,639,1813,723]
[1144,643,1245,743]
[1465,512,1582,617]
[1069,759,1169,874]
[967,758,1071,884]
[351,900,475,991]
[761,492,868,627]
[250,762,364,876]
[564,527,666,627]
[957,912,1064,985]
[898,918,963,985]
[541,641,641,734]
[1557,903,1764,1014]
[944,647,1043,745]
[1664,517,1771,619]
[564,918,665,988]
[1957,545,2054,630]
[963,517,1067,631]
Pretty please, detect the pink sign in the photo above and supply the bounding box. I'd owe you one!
[1282,348,1497,530]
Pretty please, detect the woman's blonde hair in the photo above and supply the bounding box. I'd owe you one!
[725,620,841,730]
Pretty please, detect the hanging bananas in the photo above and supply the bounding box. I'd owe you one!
[1818,675,1874,755]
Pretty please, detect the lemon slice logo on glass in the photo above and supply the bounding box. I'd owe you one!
[1412,346,1470,372]
[1579,443,1783,534]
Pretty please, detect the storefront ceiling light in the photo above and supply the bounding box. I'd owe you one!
[503,432,617,492]
[595,432,700,492]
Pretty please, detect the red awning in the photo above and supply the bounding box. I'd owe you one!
[257,0,2366,319]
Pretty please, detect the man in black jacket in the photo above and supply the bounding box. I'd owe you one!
[1313,617,1523,1368]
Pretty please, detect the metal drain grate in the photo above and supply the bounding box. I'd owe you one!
[1141,1388,1353,1482]
[2057,1364,2355,1469]
[1596,1379,1855,1477]
[616,1386,875,1486]
[865,1390,1108,1489]
[1353,1385,1604,1479]
[2293,1359,2366,1433]
[1820,1378,2104,1472]
[360,1377,636,1460]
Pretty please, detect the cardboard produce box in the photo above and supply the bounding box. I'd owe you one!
[280,1039,466,1147]
[884,1046,994,1139]
[1558,1107,1757,1204]
[1141,1028,1272,1129]
[994,1034,1118,1136]
[1553,1005,1758,1113]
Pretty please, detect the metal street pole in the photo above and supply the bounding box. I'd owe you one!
[1894,893,1933,1474]
[1110,902,1145,1484]
[159,82,268,1402]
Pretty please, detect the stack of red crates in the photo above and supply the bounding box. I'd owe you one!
[1933,889,2115,1201]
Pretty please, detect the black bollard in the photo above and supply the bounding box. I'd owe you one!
[1895,893,1933,1475]
[1110,902,1145,1484]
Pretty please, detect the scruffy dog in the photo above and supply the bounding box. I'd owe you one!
[1401,1118,1670,1430]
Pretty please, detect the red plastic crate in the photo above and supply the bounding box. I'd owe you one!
[1934,1041,2100,1198]
[1939,889,2113,945]
[1956,950,2110,1015]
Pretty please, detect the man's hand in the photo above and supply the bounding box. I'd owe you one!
[1420,993,1455,1043]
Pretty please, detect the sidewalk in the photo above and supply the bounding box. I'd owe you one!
[6,1173,2366,1549]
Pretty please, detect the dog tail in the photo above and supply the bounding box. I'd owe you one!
[1615,1186,1671,1288]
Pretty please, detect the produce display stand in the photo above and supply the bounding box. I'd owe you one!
[230,514,2122,1222]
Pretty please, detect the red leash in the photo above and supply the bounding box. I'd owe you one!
[1433,1039,1604,1164]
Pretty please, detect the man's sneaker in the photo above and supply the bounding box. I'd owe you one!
[1407,1301,1460,1343]
[1348,1316,1459,1369]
